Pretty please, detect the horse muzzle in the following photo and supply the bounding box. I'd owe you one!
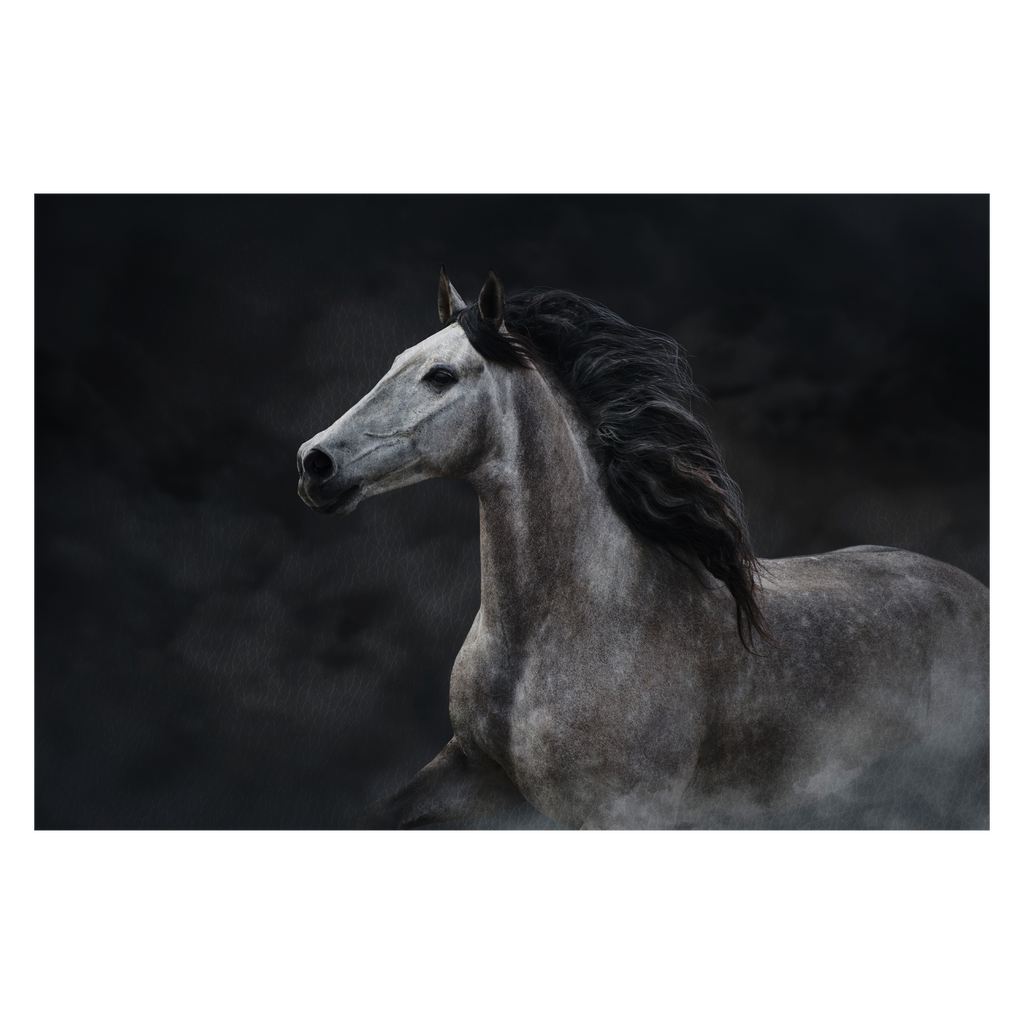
[297,445,362,515]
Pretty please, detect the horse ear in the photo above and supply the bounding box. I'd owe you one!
[438,266,467,324]
[477,269,505,325]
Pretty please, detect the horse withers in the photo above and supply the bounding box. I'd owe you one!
[296,269,989,829]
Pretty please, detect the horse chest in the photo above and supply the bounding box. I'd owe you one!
[448,636,517,761]
[451,629,705,823]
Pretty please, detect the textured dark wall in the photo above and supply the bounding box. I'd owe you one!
[35,195,989,829]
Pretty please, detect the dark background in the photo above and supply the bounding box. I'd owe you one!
[35,195,989,829]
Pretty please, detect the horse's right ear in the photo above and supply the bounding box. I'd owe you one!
[438,266,467,324]
[477,269,505,327]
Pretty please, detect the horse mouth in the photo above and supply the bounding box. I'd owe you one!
[312,483,361,515]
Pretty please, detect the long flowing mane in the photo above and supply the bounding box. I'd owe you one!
[454,287,772,649]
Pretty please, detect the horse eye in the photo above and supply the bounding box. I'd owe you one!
[425,366,457,386]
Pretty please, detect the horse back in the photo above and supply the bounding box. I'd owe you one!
[674,546,989,820]
[759,544,989,730]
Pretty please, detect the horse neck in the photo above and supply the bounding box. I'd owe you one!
[466,369,644,631]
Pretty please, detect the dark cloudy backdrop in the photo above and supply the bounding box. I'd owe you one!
[35,195,988,829]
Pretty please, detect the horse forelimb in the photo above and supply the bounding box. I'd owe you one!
[357,737,525,829]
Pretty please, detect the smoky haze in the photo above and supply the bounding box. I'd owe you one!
[35,195,988,829]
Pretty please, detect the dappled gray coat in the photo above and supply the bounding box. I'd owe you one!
[296,271,989,829]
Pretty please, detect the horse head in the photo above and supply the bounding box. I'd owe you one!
[296,269,509,516]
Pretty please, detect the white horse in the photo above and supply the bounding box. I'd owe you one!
[297,270,989,829]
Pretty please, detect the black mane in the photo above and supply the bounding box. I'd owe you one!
[454,288,772,650]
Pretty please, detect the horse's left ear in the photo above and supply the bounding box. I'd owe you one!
[438,265,468,324]
[478,270,505,325]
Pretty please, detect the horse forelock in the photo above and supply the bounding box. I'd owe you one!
[456,287,773,650]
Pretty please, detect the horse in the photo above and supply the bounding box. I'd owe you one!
[296,269,989,829]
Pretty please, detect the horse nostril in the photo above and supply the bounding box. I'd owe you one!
[303,449,334,477]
